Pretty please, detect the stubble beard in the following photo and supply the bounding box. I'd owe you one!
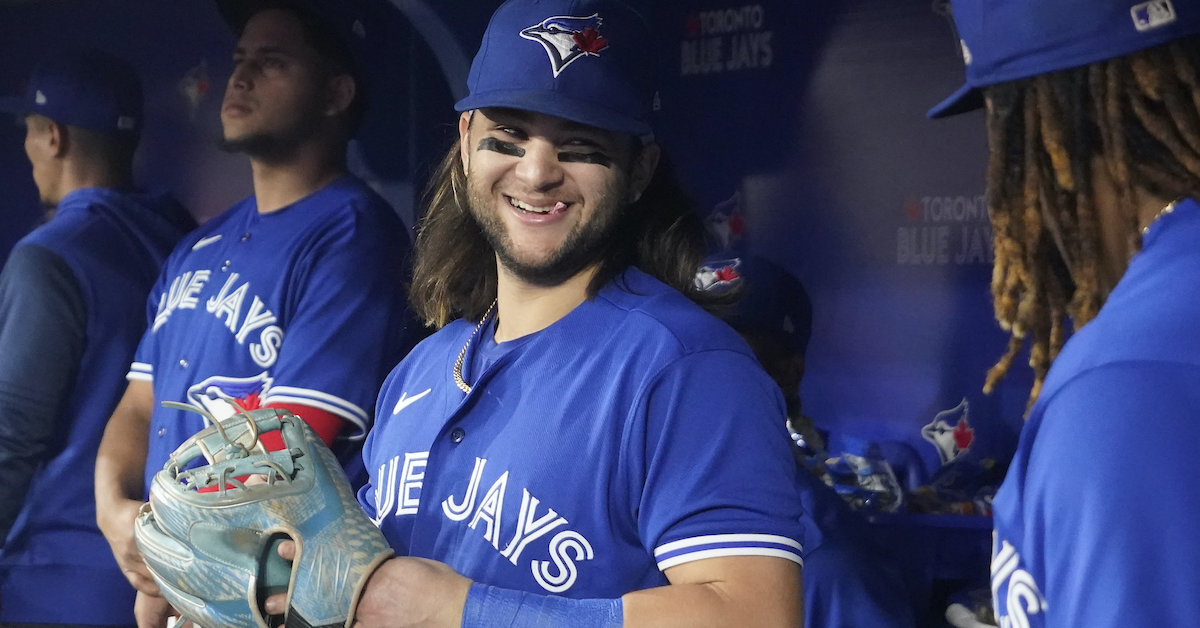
[218,109,324,164]
[465,174,628,287]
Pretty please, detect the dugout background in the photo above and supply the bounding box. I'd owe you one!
[0,1,1029,625]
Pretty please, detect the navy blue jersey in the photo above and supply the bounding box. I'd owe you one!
[361,268,805,598]
[991,198,1200,627]
[131,175,413,491]
[0,187,191,624]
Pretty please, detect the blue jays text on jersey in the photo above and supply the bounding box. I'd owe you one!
[361,268,806,599]
[130,175,413,493]
[152,268,284,368]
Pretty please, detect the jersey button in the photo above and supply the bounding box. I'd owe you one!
[241,232,252,241]
[157,428,166,437]
[450,428,466,443]
[178,359,189,368]
[221,260,232,271]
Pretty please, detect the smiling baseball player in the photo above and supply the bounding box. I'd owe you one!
[312,0,808,625]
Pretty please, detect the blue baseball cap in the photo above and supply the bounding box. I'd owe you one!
[928,0,1200,118]
[695,254,813,357]
[455,0,657,142]
[0,49,142,137]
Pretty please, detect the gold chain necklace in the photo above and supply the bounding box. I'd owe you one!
[1142,198,1183,237]
[453,299,497,394]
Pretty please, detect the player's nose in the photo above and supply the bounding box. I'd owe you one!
[513,140,564,191]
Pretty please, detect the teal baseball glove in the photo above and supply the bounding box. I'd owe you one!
[134,406,393,628]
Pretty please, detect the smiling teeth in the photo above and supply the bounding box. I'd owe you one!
[510,198,565,214]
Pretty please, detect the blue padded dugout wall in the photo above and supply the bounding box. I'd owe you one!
[0,1,1024,625]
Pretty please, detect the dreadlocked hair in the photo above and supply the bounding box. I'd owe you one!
[982,35,1200,410]
[408,139,717,329]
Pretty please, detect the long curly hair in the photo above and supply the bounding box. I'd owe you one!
[981,36,1200,406]
[408,140,714,329]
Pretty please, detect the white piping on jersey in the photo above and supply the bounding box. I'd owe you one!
[655,533,803,555]
[656,546,805,571]
[263,385,369,438]
[654,533,804,571]
[127,362,154,382]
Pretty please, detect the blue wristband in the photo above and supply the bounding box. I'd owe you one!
[461,582,623,628]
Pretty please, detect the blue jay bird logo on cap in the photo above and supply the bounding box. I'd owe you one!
[521,14,609,77]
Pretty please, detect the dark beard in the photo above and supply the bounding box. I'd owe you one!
[467,178,627,287]
[216,113,323,164]
[218,132,300,164]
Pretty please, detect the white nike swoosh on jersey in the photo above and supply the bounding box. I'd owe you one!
[393,388,432,415]
[192,235,223,250]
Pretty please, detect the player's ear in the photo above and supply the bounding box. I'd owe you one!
[27,116,66,159]
[323,74,356,118]
[458,111,474,176]
[628,141,659,204]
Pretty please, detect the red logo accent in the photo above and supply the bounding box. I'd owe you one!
[573,27,609,55]
[240,391,263,411]
[685,13,701,37]
[728,213,746,237]
[905,197,921,221]
[952,418,975,450]
[714,266,740,282]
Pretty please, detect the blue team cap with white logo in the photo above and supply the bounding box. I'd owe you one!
[0,49,142,137]
[695,254,813,357]
[455,0,657,142]
[928,0,1200,118]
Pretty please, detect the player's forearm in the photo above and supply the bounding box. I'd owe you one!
[95,382,154,513]
[622,556,803,628]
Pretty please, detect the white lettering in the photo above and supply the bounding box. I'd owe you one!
[532,530,594,593]
[500,491,568,564]
[206,273,248,332]
[153,271,211,331]
[249,325,284,368]
[442,457,487,520]
[235,296,278,344]
[698,5,765,35]
[468,472,509,549]
[991,538,1046,627]
[398,452,427,516]
[372,457,399,524]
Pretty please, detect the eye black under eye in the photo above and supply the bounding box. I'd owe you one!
[478,137,525,157]
[558,151,614,167]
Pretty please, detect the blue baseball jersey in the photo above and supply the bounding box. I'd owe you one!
[131,175,412,491]
[991,198,1200,627]
[0,188,191,625]
[361,268,806,598]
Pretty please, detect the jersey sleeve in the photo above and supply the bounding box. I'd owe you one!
[632,350,806,572]
[1008,362,1200,627]
[258,205,410,440]
[0,245,86,542]
[127,259,172,383]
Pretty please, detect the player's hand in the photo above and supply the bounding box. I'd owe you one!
[134,590,176,628]
[98,496,159,595]
[263,542,470,627]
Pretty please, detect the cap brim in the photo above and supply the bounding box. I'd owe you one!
[927,83,984,119]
